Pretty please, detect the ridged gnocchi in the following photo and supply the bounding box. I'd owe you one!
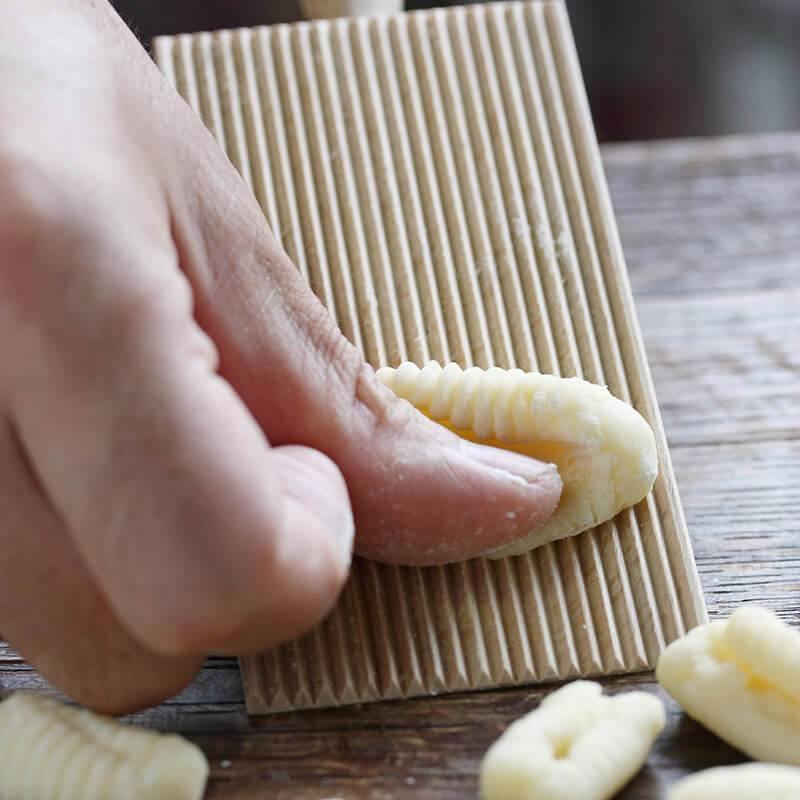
[480,680,665,800]
[656,606,800,765]
[0,692,209,800]
[725,606,800,702]
[376,361,658,558]
[667,763,800,800]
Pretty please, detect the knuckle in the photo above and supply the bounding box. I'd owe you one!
[0,150,185,356]
[302,312,418,444]
[355,364,420,442]
[303,308,361,386]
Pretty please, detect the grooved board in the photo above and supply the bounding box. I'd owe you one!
[153,0,707,715]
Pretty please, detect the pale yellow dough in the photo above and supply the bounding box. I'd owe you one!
[376,361,658,557]
[667,763,800,800]
[480,680,665,800]
[0,692,209,800]
[725,605,800,701]
[656,606,800,765]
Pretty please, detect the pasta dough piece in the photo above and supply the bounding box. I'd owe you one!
[480,680,665,800]
[667,763,800,800]
[376,361,658,557]
[656,607,800,765]
[725,605,800,701]
[0,692,209,800]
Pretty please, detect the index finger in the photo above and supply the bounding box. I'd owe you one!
[5,217,352,657]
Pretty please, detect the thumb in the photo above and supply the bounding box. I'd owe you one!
[179,179,560,565]
[330,369,562,564]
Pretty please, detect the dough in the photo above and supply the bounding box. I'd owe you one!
[480,680,665,800]
[377,361,658,557]
[0,692,209,799]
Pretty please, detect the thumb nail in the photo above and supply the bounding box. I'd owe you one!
[461,440,561,491]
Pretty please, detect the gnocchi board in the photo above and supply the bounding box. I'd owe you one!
[154,0,707,714]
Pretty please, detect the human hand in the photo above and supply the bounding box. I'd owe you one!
[0,0,561,712]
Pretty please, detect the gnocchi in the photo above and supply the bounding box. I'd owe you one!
[667,763,800,799]
[480,680,665,800]
[725,605,800,702]
[656,606,800,765]
[376,361,658,558]
[0,692,209,799]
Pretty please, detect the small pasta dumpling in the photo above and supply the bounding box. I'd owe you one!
[0,692,209,800]
[377,361,658,558]
[667,763,800,800]
[480,680,665,800]
[656,606,800,765]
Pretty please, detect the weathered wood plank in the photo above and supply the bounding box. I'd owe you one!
[606,134,800,298]
[641,289,800,448]
[128,677,743,800]
[674,440,800,619]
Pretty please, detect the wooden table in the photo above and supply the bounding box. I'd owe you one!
[2,132,799,798]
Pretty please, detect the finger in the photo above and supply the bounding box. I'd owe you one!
[4,212,352,657]
[0,420,203,714]
[217,443,354,653]
[172,169,561,565]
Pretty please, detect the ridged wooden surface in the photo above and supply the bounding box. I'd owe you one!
[153,0,706,714]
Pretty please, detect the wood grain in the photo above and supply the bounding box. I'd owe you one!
[139,678,746,800]
[606,134,800,298]
[640,291,799,447]
[1,129,798,800]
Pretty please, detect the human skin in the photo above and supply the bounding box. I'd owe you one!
[0,0,561,713]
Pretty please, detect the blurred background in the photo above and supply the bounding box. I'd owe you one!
[111,0,800,142]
